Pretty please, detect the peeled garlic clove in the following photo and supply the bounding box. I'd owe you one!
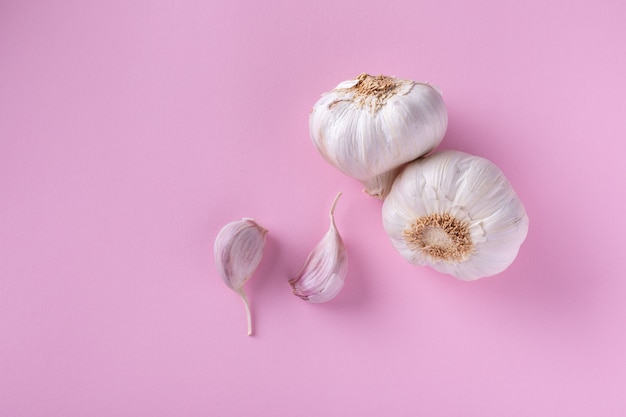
[289,193,348,303]
[214,218,268,335]
[382,151,529,280]
[309,73,448,199]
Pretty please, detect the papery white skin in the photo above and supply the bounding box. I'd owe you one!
[290,193,348,303]
[382,151,529,280]
[214,218,267,335]
[309,74,448,199]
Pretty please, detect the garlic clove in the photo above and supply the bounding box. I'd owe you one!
[289,193,348,303]
[214,218,268,335]
[310,73,448,199]
[382,151,529,280]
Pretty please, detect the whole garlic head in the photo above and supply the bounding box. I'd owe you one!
[382,150,529,280]
[309,73,448,199]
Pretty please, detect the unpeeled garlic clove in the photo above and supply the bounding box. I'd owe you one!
[214,218,268,335]
[289,193,348,303]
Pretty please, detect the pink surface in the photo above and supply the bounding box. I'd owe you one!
[1,0,625,415]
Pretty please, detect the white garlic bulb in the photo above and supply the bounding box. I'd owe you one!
[382,151,528,280]
[214,218,268,335]
[289,192,348,303]
[309,73,448,199]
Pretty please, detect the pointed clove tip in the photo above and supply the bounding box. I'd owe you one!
[329,192,342,216]
[241,217,268,235]
[238,290,253,337]
[363,187,387,200]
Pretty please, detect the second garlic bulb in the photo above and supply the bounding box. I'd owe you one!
[309,73,448,199]
[382,151,529,280]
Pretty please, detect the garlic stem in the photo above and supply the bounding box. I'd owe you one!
[361,168,402,200]
[329,192,342,227]
[238,289,252,336]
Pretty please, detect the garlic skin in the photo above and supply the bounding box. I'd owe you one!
[289,193,348,303]
[214,218,268,335]
[382,151,528,280]
[309,73,448,199]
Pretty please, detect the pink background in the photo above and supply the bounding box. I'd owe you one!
[2,0,625,415]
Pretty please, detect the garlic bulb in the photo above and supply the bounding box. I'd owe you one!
[214,218,268,335]
[382,151,528,280]
[309,73,448,199]
[289,193,348,303]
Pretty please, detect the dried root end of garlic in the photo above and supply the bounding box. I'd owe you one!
[289,192,348,303]
[342,73,414,113]
[214,218,268,336]
[382,150,529,281]
[403,212,473,263]
[310,73,448,199]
